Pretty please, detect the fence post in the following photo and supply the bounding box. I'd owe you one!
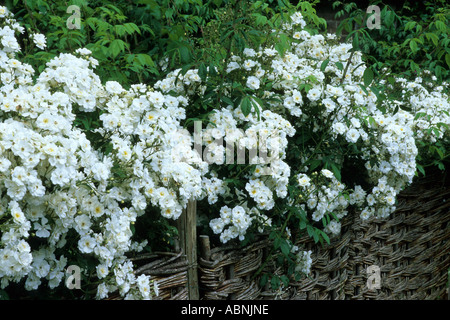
[448,269,450,300]
[177,200,199,300]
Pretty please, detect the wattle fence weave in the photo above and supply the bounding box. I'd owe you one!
[110,172,449,300]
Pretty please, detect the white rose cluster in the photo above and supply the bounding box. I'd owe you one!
[0,7,208,299]
[294,249,312,275]
[163,11,448,266]
[209,205,253,243]
[296,169,349,236]
[152,11,448,274]
[251,12,448,231]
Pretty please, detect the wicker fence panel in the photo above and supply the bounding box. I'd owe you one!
[107,173,449,300]
[198,239,269,300]
[284,219,356,300]
[105,252,189,300]
[133,252,189,300]
[258,173,450,300]
[347,177,450,300]
[198,173,449,300]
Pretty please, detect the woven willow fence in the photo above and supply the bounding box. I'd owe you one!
[129,172,449,300]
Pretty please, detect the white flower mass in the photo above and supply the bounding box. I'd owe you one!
[0,6,448,299]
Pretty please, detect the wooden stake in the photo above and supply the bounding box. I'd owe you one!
[200,235,211,261]
[227,264,237,300]
[177,200,199,300]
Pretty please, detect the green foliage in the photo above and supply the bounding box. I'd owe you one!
[332,0,450,175]
[8,0,158,86]
[8,0,328,90]
[7,0,218,86]
[179,0,326,121]
[333,0,450,83]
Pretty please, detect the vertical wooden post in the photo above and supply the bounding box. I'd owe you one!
[177,200,199,300]
[199,235,211,261]
[227,264,237,300]
[448,269,450,300]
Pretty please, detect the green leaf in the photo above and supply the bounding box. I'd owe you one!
[393,105,399,115]
[434,146,444,159]
[437,122,449,131]
[404,21,416,31]
[358,84,368,95]
[81,118,91,130]
[280,275,289,287]
[165,8,174,19]
[260,273,269,287]
[416,164,426,176]
[330,163,341,181]
[425,33,439,46]
[275,33,290,56]
[271,276,280,290]
[86,17,98,31]
[299,220,307,230]
[312,230,319,243]
[309,159,322,172]
[320,231,330,245]
[335,61,344,71]
[369,86,381,101]
[253,13,268,26]
[384,10,394,27]
[178,45,191,64]
[114,25,126,37]
[250,97,262,120]
[409,39,418,53]
[280,240,290,256]
[221,96,234,107]
[208,63,217,77]
[435,20,446,33]
[320,59,330,72]
[240,96,252,117]
[387,76,396,86]
[322,216,327,228]
[136,54,155,68]
[306,224,314,238]
[198,63,207,82]
[232,81,243,89]
[124,22,141,35]
[110,39,125,58]
[446,53,450,69]
[367,116,376,127]
[414,112,427,120]
[0,289,9,300]
[363,68,374,87]
[352,32,359,49]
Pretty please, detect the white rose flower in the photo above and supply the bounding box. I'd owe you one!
[246,76,260,90]
[32,33,46,49]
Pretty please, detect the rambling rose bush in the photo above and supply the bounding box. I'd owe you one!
[0,3,449,297]
[0,7,207,299]
[154,9,448,285]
